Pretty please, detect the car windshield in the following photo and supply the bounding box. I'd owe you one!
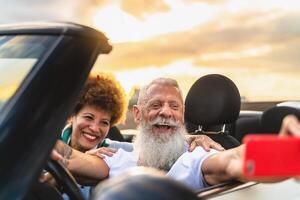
[0,35,57,111]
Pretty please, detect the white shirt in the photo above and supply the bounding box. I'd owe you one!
[104,147,218,190]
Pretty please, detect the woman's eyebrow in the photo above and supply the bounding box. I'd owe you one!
[82,112,94,116]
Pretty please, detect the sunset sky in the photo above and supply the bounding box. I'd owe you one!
[1,0,300,102]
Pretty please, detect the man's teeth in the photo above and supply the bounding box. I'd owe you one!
[155,125,172,129]
[83,133,97,140]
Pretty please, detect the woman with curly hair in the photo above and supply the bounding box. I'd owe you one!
[44,73,132,200]
[60,73,132,153]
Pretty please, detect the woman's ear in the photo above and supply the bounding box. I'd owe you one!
[133,105,141,124]
[68,116,74,123]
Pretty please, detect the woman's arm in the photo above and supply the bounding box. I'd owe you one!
[55,140,109,182]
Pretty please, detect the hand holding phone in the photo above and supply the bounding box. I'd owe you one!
[243,134,300,177]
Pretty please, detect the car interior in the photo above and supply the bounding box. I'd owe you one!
[1,22,300,200]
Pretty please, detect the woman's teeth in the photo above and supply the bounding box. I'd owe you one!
[83,132,97,140]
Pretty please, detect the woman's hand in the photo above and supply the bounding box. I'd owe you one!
[39,149,62,187]
[86,147,117,159]
[186,135,225,152]
[39,171,57,187]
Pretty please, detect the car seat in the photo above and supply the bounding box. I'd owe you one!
[184,74,240,149]
[107,126,126,142]
[261,106,300,133]
[234,111,263,142]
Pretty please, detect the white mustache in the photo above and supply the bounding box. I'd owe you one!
[149,116,179,127]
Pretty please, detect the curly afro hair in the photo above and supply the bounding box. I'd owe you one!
[73,73,127,126]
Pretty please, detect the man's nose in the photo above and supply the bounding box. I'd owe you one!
[159,104,172,118]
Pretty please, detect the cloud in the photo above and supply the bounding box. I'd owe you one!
[183,0,229,4]
[98,10,300,71]
[120,0,170,19]
[0,0,108,24]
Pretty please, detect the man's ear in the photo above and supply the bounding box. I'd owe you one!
[133,105,141,124]
[182,105,185,123]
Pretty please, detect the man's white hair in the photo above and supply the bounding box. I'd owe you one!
[137,78,183,106]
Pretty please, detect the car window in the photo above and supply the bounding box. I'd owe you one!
[0,35,56,111]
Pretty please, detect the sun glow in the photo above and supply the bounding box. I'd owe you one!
[92,59,217,97]
[92,2,217,43]
[90,0,300,102]
[201,45,272,61]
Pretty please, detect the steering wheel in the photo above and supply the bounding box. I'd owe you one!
[45,159,85,200]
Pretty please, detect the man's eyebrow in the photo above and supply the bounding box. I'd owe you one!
[148,99,160,103]
[168,100,181,104]
[146,98,161,103]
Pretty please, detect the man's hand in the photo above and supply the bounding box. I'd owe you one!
[279,115,300,137]
[86,147,117,159]
[279,115,300,181]
[186,135,225,152]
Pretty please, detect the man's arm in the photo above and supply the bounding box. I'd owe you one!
[201,115,300,185]
[202,144,288,185]
[201,145,245,185]
[55,140,109,182]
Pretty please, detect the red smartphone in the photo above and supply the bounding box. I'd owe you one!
[243,134,300,177]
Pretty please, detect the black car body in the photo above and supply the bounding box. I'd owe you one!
[0,22,111,200]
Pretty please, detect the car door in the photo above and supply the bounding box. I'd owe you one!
[0,22,111,200]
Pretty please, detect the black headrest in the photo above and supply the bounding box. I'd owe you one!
[92,167,199,200]
[261,106,300,133]
[185,74,241,126]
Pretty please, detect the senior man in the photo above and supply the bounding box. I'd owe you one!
[55,77,246,189]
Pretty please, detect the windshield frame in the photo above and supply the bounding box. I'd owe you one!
[0,34,59,111]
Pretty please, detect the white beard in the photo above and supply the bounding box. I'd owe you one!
[134,116,186,171]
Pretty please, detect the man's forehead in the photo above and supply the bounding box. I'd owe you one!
[146,84,183,101]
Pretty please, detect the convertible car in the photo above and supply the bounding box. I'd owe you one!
[0,22,299,200]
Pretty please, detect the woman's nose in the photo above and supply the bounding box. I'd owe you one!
[89,122,100,133]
